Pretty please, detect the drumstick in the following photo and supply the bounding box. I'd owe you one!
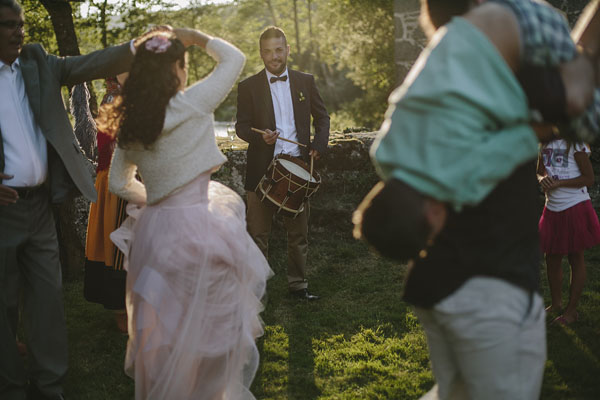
[251,127,308,148]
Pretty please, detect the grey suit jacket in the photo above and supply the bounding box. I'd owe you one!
[0,42,133,203]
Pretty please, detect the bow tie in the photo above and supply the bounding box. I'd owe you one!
[270,75,288,84]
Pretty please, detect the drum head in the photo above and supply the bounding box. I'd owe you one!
[273,154,321,185]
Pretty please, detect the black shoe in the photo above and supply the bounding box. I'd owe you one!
[290,288,320,300]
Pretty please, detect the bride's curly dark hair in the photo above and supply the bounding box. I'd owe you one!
[99,31,186,149]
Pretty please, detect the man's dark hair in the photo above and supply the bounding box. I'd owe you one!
[0,0,22,15]
[259,26,287,49]
[353,179,432,263]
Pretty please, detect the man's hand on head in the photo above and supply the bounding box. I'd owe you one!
[0,173,17,205]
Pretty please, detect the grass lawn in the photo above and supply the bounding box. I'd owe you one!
[60,219,600,399]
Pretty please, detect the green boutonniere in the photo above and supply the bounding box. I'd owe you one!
[298,91,306,102]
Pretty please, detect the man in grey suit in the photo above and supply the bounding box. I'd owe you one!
[0,0,134,398]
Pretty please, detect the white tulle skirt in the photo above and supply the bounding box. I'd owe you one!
[111,172,272,400]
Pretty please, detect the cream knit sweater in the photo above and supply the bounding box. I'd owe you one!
[109,38,245,205]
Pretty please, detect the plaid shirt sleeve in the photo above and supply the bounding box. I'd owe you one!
[490,0,599,142]
[490,0,576,65]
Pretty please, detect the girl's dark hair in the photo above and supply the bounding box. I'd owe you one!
[99,32,186,149]
[420,0,473,38]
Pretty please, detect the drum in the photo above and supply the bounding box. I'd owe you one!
[257,154,321,218]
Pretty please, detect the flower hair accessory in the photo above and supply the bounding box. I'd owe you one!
[145,35,171,53]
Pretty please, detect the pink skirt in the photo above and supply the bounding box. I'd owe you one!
[111,172,272,400]
[539,199,600,255]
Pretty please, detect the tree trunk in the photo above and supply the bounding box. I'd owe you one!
[39,0,80,56]
[305,0,338,108]
[39,0,89,279]
[293,0,302,59]
[99,0,108,49]
[265,0,278,26]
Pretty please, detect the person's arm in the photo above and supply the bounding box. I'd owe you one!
[308,75,330,160]
[536,152,546,179]
[572,0,600,65]
[46,42,134,88]
[0,173,17,205]
[548,150,595,190]
[469,2,595,126]
[108,148,147,205]
[235,79,259,145]
[463,3,522,73]
[567,89,600,144]
[173,27,211,49]
[176,32,246,112]
[536,150,557,192]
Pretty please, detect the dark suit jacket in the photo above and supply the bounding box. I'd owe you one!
[236,68,330,191]
[0,42,133,203]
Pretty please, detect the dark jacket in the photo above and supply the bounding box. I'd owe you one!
[235,68,330,191]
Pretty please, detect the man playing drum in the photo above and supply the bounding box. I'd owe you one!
[236,26,329,300]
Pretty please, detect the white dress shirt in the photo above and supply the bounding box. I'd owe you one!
[0,58,48,187]
[266,68,301,157]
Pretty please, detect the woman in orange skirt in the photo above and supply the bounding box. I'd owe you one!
[84,75,129,332]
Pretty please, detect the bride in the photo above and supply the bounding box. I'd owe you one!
[103,27,272,399]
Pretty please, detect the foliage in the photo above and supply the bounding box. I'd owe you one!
[22,0,56,52]
[318,0,395,129]
[21,0,395,129]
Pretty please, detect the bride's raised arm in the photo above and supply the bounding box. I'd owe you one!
[174,29,246,112]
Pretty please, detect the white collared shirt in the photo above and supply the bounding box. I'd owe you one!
[0,58,48,187]
[266,67,301,157]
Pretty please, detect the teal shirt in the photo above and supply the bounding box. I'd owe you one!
[372,17,538,210]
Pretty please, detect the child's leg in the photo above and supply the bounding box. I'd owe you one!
[560,1,600,118]
[563,251,587,321]
[545,253,564,313]
[559,54,595,118]
[573,0,600,61]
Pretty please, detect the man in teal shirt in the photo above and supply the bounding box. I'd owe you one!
[353,1,600,399]
[355,0,599,259]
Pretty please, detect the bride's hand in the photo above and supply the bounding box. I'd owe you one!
[173,28,211,49]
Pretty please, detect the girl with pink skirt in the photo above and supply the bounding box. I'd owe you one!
[538,138,600,325]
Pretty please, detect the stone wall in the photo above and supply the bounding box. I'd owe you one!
[65,135,380,277]
[393,0,425,85]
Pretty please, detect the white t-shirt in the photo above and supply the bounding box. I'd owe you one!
[540,139,591,211]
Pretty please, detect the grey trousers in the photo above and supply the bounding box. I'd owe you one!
[0,189,67,400]
[415,277,546,400]
[246,191,309,291]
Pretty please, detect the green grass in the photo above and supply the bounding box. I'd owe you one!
[57,220,600,399]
